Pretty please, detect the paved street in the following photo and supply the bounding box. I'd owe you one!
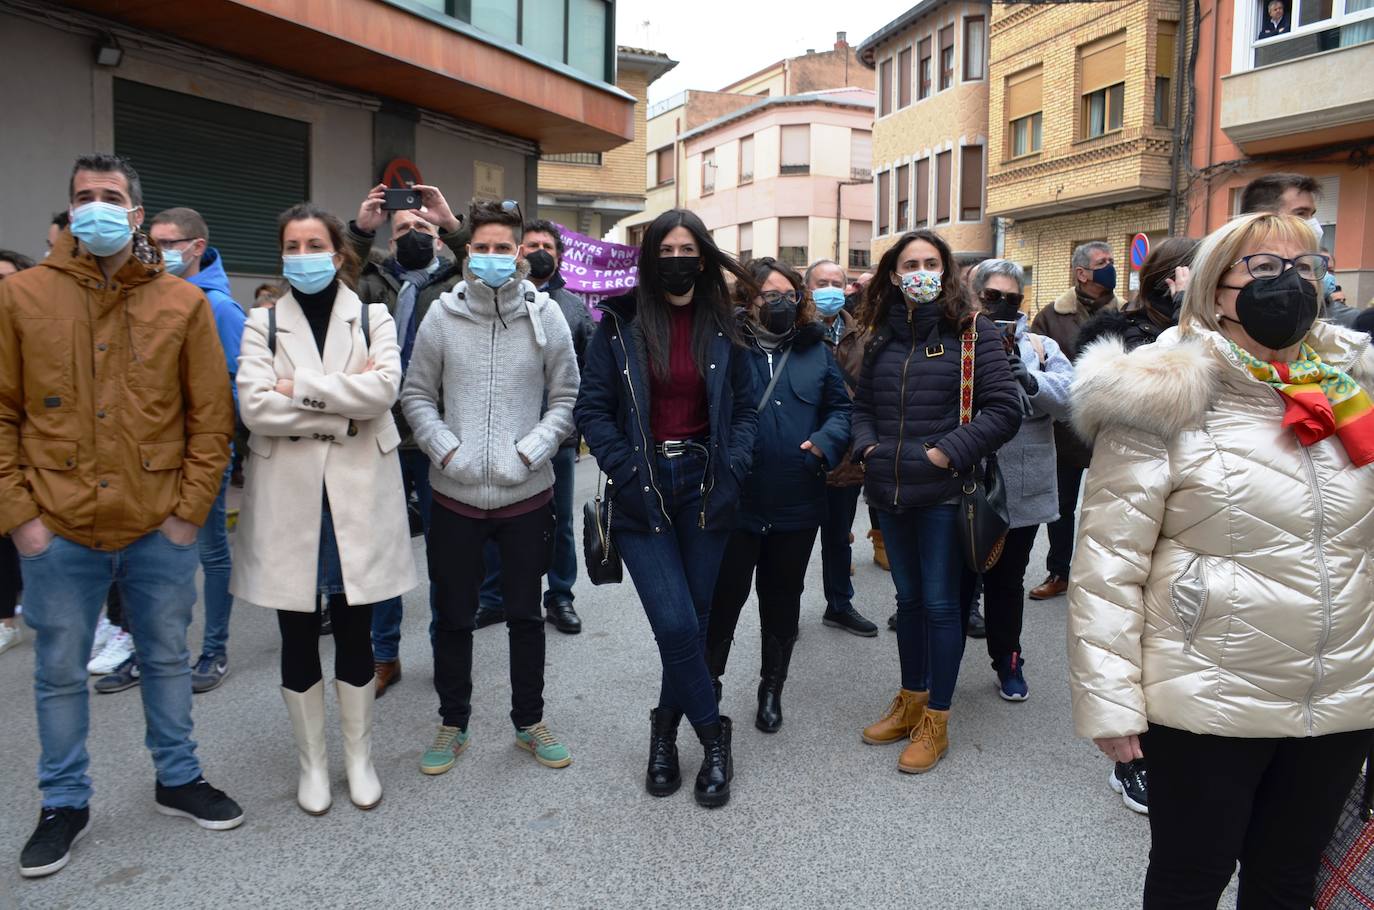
[0,457,1172,910]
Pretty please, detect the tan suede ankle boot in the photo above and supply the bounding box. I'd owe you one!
[861,689,929,744]
[868,529,890,571]
[898,707,949,773]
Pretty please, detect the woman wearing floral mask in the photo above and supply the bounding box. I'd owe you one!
[232,203,416,816]
[850,229,1021,774]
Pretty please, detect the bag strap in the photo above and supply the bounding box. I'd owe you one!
[595,471,613,558]
[755,347,793,413]
[268,306,277,356]
[1027,333,1046,369]
[1363,742,1374,820]
[360,301,371,349]
[958,329,976,426]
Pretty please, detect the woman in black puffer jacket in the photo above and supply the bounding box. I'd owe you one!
[851,229,1021,775]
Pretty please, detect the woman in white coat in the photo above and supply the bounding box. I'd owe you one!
[231,203,417,816]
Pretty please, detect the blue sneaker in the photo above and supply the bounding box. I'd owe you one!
[94,655,141,694]
[994,652,1028,701]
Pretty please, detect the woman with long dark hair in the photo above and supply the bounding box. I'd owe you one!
[852,229,1021,774]
[575,209,759,808]
[232,203,416,815]
[706,258,851,733]
[1077,236,1198,354]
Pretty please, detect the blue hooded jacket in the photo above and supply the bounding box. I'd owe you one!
[187,247,246,411]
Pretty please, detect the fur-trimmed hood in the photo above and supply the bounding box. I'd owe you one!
[1071,320,1374,444]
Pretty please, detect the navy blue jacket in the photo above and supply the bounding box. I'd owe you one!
[852,309,1022,512]
[736,321,851,534]
[574,293,759,534]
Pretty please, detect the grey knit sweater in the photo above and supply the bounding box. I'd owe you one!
[400,261,579,511]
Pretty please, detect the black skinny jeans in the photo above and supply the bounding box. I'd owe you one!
[981,524,1039,662]
[1044,461,1084,578]
[708,527,820,663]
[1141,723,1372,910]
[277,595,375,692]
[428,501,554,731]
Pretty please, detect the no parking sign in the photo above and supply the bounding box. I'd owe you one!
[1128,233,1150,292]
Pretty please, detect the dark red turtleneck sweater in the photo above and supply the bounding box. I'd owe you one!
[650,304,709,441]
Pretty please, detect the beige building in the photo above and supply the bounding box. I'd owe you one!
[619,33,869,249]
[679,88,876,277]
[538,47,677,237]
[859,0,995,265]
[987,0,1181,312]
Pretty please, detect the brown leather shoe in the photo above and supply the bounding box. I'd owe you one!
[868,529,890,572]
[373,659,401,698]
[1028,574,1068,601]
[861,689,929,744]
[898,707,949,773]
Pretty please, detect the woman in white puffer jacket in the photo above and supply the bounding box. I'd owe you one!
[1068,212,1374,909]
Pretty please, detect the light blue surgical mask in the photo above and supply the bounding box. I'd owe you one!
[69,201,134,257]
[812,286,846,317]
[282,252,338,295]
[161,248,187,276]
[468,253,518,288]
[1323,271,1338,298]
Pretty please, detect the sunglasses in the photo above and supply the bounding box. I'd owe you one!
[979,289,1024,309]
[469,198,524,224]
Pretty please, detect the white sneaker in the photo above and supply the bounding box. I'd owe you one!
[0,622,22,656]
[88,629,134,675]
[89,616,116,660]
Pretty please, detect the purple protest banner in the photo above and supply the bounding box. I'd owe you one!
[555,224,639,317]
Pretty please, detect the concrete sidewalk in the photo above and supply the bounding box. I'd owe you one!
[0,456,1166,910]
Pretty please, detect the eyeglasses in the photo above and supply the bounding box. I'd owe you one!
[155,237,198,249]
[468,199,524,225]
[979,289,1024,308]
[1229,253,1329,281]
[760,291,800,306]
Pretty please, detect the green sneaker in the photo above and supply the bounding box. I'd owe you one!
[420,724,469,776]
[516,722,572,768]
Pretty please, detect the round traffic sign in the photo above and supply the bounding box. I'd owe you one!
[1131,233,1150,270]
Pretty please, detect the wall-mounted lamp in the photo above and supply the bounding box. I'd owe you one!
[94,32,123,67]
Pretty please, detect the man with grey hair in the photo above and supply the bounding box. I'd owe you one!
[1027,241,1123,602]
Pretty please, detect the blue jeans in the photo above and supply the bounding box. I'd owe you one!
[877,503,964,710]
[820,484,862,613]
[613,448,729,727]
[21,531,203,808]
[197,466,233,658]
[372,447,434,662]
[480,445,578,608]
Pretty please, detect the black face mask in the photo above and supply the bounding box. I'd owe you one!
[395,230,435,271]
[1223,267,1319,350]
[525,249,557,282]
[1146,282,1182,324]
[657,256,700,296]
[760,299,798,336]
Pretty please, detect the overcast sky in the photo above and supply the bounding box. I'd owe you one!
[616,1,901,104]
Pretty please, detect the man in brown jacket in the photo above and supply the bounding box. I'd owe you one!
[1027,240,1123,601]
[0,154,244,879]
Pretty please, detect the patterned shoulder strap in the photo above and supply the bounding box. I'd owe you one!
[959,329,977,426]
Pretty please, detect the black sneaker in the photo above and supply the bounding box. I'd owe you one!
[154,777,245,830]
[967,606,988,639]
[94,655,140,693]
[822,607,879,638]
[19,806,91,878]
[887,612,898,631]
[1110,760,1149,815]
[475,604,506,629]
[190,654,229,694]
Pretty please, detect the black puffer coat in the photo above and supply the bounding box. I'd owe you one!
[852,305,1022,512]
[1076,301,1179,353]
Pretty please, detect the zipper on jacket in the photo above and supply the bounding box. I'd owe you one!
[608,312,671,527]
[485,321,496,500]
[893,308,917,506]
[1297,441,1334,734]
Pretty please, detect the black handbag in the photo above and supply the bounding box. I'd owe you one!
[955,329,1010,574]
[582,473,622,585]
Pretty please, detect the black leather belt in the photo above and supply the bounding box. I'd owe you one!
[655,439,708,459]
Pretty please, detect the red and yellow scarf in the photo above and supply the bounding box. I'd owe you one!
[1231,341,1374,466]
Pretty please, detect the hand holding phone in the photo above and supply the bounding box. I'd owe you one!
[381,188,422,211]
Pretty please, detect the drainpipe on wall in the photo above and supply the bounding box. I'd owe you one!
[1167,0,1189,234]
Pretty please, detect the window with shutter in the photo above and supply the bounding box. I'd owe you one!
[878,170,891,235]
[898,47,913,109]
[849,220,872,269]
[896,164,911,231]
[879,58,893,116]
[850,130,873,180]
[939,26,955,90]
[778,217,808,268]
[1079,32,1127,138]
[738,222,753,262]
[114,79,308,275]
[701,148,716,195]
[935,151,952,223]
[655,146,675,185]
[918,38,933,99]
[1006,66,1044,157]
[964,17,986,80]
[739,135,755,184]
[780,125,810,175]
[1155,21,1177,125]
[960,145,984,221]
[915,157,930,228]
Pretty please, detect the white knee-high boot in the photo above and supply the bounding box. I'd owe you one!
[280,682,332,815]
[335,679,382,809]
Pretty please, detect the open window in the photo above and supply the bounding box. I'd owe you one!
[1252,0,1374,66]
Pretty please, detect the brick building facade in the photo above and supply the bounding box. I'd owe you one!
[987,0,1182,313]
